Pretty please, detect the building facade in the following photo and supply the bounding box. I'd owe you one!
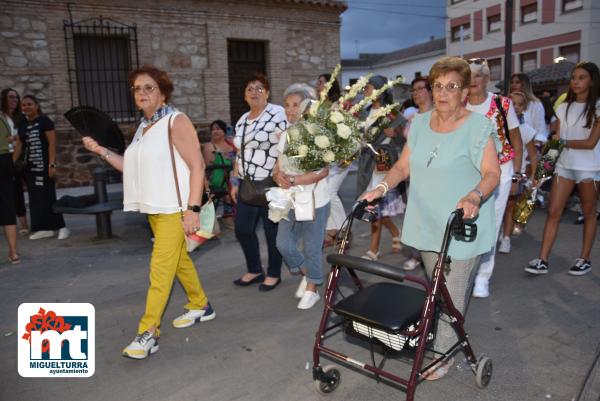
[0,0,345,186]
[340,38,446,88]
[446,0,600,89]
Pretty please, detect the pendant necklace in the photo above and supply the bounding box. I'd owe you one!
[427,143,442,168]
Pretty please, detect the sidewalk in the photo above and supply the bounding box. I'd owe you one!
[1,174,598,401]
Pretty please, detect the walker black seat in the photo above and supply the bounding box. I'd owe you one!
[333,283,426,334]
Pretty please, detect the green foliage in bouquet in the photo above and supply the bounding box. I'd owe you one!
[534,139,564,180]
[285,65,404,172]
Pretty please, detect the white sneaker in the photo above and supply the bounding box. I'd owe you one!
[29,230,55,240]
[122,331,159,359]
[472,279,489,298]
[172,303,216,328]
[498,236,511,254]
[297,290,320,310]
[295,277,308,299]
[57,227,71,240]
[403,257,421,271]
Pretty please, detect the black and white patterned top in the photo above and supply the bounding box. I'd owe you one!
[233,103,287,180]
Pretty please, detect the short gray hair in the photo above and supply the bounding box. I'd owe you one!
[283,83,317,102]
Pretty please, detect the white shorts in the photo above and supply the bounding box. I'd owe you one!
[555,165,600,184]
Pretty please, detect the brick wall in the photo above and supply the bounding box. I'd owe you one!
[0,0,343,187]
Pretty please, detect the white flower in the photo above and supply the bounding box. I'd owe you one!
[336,124,352,139]
[287,127,300,140]
[314,135,330,149]
[329,111,344,124]
[297,145,309,157]
[547,149,559,158]
[305,123,318,135]
[323,151,335,163]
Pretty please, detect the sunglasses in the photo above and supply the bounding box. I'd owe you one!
[468,58,488,66]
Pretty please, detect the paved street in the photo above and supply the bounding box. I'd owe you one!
[1,174,599,401]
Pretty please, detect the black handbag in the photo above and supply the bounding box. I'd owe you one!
[238,120,275,206]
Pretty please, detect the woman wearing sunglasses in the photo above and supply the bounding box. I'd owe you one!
[466,58,523,299]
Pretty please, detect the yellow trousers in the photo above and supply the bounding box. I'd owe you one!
[138,213,208,336]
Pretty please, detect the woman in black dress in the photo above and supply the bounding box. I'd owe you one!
[13,95,69,240]
[0,113,19,263]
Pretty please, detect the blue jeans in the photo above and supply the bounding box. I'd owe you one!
[234,196,282,278]
[276,203,330,285]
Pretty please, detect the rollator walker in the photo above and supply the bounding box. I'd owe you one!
[311,201,493,400]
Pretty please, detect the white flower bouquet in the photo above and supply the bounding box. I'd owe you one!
[284,65,403,172]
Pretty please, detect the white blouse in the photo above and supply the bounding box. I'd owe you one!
[123,112,191,214]
[556,100,600,171]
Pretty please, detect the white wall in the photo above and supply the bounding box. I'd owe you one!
[341,53,443,88]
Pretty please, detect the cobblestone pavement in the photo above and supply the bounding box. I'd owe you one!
[1,174,598,401]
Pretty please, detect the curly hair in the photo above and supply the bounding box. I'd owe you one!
[128,65,174,103]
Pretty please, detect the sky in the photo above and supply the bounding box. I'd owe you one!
[340,0,447,59]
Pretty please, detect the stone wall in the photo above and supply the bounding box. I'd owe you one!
[0,0,343,187]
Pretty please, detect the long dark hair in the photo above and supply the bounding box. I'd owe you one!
[565,61,600,129]
[1,88,21,121]
[318,74,341,103]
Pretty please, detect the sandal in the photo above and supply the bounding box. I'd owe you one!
[361,250,379,261]
[392,236,402,253]
[8,255,21,265]
[423,357,454,381]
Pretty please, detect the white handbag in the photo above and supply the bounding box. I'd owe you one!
[292,187,315,222]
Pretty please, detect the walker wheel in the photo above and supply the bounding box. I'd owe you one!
[315,365,341,395]
[475,356,493,388]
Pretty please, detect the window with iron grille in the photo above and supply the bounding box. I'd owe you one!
[64,17,139,122]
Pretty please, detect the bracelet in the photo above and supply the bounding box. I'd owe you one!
[102,150,111,161]
[472,188,484,204]
[376,181,389,196]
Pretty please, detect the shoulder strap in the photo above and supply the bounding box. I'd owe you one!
[239,120,250,179]
[167,114,184,216]
[494,95,512,146]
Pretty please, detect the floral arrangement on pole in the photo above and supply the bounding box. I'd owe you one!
[285,64,367,172]
[513,139,564,224]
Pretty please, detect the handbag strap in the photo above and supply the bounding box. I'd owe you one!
[167,114,184,217]
[239,119,250,179]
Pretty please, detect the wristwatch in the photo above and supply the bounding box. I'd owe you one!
[472,188,484,204]
[187,205,201,213]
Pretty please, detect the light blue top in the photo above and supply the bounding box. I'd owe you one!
[401,111,499,260]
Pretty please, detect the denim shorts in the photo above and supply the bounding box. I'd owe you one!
[555,165,600,183]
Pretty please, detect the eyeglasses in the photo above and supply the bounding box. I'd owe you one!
[131,85,157,95]
[246,86,265,94]
[468,58,488,66]
[432,82,463,93]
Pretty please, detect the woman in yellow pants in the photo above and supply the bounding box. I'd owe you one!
[83,65,215,359]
